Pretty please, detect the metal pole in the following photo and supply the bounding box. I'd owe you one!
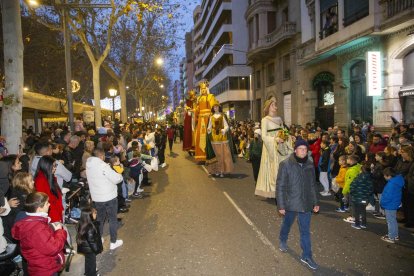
[62,5,74,131]
[112,97,115,121]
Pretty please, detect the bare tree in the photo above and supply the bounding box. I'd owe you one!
[1,0,24,154]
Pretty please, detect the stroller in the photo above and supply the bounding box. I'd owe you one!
[63,178,91,272]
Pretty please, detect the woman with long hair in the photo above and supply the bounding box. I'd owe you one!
[331,137,348,177]
[34,156,63,223]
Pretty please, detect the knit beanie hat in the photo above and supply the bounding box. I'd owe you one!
[294,139,309,150]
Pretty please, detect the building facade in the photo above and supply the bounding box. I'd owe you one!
[191,0,252,121]
[298,0,414,130]
[245,0,301,125]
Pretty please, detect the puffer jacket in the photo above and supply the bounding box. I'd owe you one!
[77,221,103,255]
[343,163,362,195]
[12,212,67,276]
[276,154,318,212]
[350,172,374,203]
[381,174,405,210]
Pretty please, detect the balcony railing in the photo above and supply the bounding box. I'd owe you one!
[381,0,414,18]
[264,22,296,44]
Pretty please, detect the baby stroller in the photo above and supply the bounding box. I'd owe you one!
[64,178,91,224]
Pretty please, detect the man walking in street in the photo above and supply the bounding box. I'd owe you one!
[276,139,319,270]
[86,148,124,250]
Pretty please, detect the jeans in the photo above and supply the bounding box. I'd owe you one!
[84,253,97,276]
[385,209,398,239]
[353,203,367,226]
[95,197,118,243]
[279,211,312,259]
[319,172,329,192]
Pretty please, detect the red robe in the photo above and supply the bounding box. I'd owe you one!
[183,98,194,151]
[34,171,64,223]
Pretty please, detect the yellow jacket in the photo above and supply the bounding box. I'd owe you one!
[335,166,348,188]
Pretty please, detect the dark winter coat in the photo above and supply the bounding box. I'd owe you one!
[406,163,414,195]
[77,221,103,255]
[276,154,318,212]
[249,138,262,160]
[393,158,412,177]
[350,172,374,204]
[372,163,387,194]
[318,146,331,172]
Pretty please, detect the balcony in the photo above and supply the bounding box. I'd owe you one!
[203,44,233,77]
[194,65,206,77]
[248,22,296,60]
[379,0,414,32]
[381,0,414,18]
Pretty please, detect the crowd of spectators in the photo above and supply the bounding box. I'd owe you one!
[0,117,413,274]
[0,119,169,275]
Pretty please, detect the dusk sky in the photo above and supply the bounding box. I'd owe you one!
[168,0,200,81]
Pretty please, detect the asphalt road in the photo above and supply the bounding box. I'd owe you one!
[65,144,414,276]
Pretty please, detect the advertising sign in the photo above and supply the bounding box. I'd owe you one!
[366,51,382,96]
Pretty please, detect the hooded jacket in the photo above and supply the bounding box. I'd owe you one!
[381,174,405,210]
[12,212,67,276]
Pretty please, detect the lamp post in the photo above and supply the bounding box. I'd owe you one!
[109,88,117,121]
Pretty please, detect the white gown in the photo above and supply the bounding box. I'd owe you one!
[255,116,292,198]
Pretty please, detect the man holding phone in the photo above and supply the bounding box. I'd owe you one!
[276,139,319,270]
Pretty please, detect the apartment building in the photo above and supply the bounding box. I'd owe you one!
[191,0,252,121]
[297,0,414,129]
[245,0,301,124]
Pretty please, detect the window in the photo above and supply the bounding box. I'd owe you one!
[319,0,338,39]
[282,7,289,22]
[344,0,369,26]
[283,54,290,80]
[248,19,254,48]
[255,70,261,89]
[229,77,250,90]
[255,14,259,43]
[267,11,276,34]
[267,63,275,85]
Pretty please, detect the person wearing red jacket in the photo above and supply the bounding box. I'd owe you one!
[369,133,387,154]
[34,156,63,223]
[12,192,67,276]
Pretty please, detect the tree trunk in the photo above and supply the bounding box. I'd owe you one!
[118,80,127,123]
[1,1,23,154]
[92,65,102,128]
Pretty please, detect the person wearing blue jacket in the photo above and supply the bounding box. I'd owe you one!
[380,167,405,243]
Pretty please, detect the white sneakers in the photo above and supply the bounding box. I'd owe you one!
[320,191,331,196]
[110,240,123,250]
[136,188,144,193]
[366,204,375,211]
[160,163,167,168]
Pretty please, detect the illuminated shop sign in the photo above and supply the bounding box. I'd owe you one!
[366,51,382,96]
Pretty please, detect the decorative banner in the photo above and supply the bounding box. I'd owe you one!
[83,111,95,123]
[366,51,382,96]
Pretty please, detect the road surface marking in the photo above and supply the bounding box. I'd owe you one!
[201,165,216,181]
[223,191,278,256]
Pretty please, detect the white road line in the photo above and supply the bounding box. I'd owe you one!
[201,165,216,181]
[223,191,278,256]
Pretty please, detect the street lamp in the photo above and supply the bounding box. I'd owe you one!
[155,57,164,66]
[109,88,117,121]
